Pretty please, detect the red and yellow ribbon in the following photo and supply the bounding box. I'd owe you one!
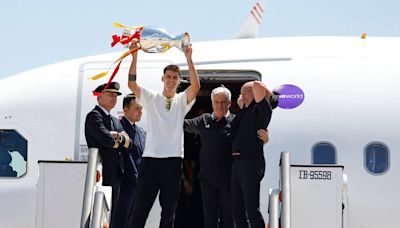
[111,23,143,47]
[89,23,144,95]
[90,47,140,96]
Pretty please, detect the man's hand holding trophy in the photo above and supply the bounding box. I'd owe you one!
[111,23,190,53]
[89,22,190,93]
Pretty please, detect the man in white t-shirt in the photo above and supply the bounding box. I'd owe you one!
[127,42,200,228]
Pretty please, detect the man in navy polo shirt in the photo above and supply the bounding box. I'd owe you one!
[230,81,274,228]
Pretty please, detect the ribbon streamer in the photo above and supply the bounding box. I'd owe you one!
[90,22,144,96]
[113,22,143,30]
[111,23,143,47]
[90,47,140,96]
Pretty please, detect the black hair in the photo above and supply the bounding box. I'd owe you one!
[163,64,181,76]
[123,94,136,109]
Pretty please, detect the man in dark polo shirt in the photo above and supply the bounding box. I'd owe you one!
[184,86,270,228]
[230,81,274,228]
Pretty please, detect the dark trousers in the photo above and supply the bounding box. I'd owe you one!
[110,182,121,228]
[200,178,233,228]
[231,159,265,228]
[129,158,182,228]
[113,176,137,228]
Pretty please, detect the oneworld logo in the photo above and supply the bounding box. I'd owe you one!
[279,94,304,99]
[273,84,305,109]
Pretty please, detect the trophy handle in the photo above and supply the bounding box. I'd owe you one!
[121,29,131,48]
[180,32,190,51]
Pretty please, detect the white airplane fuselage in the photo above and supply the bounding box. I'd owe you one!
[0,36,399,228]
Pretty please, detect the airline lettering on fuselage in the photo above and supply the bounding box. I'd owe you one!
[273,84,305,109]
[279,94,304,99]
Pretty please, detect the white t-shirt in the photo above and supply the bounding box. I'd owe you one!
[137,86,195,158]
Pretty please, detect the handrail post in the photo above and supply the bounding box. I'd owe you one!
[280,151,291,228]
[90,191,108,228]
[342,174,348,228]
[80,148,99,228]
[268,188,280,228]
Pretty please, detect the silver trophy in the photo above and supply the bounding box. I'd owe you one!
[123,26,190,53]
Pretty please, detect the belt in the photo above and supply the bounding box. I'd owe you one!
[232,152,241,161]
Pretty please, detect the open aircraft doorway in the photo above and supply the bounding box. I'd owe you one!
[174,70,260,227]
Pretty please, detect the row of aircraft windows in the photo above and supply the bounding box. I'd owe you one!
[0,130,391,177]
[312,141,390,175]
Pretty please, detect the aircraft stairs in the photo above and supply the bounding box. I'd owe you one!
[35,148,109,228]
[267,152,348,228]
[80,148,110,228]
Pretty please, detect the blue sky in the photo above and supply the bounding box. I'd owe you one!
[1,0,399,78]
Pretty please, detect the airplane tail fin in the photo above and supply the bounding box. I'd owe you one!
[234,0,265,39]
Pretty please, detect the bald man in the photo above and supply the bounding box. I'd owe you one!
[230,81,274,228]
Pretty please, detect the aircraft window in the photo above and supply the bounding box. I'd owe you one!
[312,142,336,164]
[364,142,389,175]
[0,130,27,178]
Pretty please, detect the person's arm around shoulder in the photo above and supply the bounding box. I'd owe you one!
[184,115,203,134]
[257,128,269,144]
[253,81,272,103]
[184,44,200,104]
[128,42,141,99]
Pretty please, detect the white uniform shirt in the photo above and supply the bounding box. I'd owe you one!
[137,86,195,158]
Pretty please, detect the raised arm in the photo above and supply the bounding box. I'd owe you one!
[128,42,141,98]
[237,95,244,109]
[253,81,272,103]
[184,44,200,104]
